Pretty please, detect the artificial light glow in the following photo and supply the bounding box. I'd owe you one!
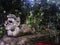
[47,0,49,2]
[24,0,34,7]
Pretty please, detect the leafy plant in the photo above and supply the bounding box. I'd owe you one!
[0,27,5,38]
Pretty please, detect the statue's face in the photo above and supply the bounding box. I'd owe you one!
[8,18,15,24]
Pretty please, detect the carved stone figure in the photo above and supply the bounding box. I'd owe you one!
[4,14,20,36]
[20,24,35,33]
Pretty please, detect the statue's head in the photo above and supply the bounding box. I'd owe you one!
[6,14,20,26]
[7,14,16,24]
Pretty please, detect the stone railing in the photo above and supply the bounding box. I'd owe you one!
[0,34,49,45]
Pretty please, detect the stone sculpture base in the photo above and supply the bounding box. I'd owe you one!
[0,34,48,45]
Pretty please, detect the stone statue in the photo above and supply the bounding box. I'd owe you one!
[4,14,20,36]
[20,24,35,33]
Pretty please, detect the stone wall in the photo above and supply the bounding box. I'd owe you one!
[0,35,28,45]
[0,34,47,45]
